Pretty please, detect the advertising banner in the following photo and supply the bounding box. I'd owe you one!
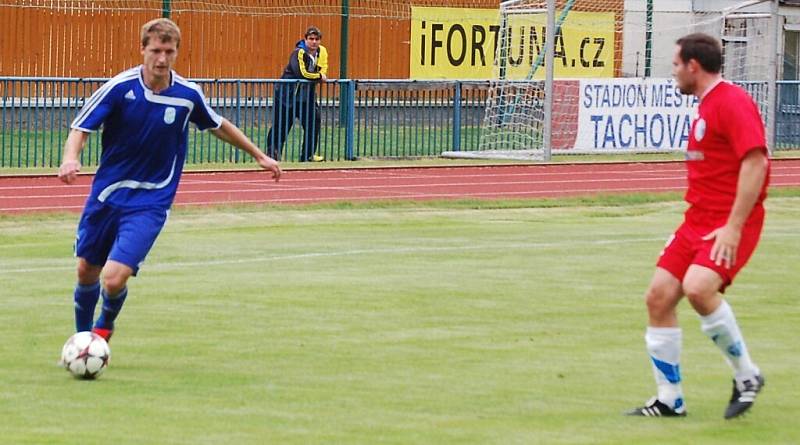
[573,78,697,151]
[410,7,615,80]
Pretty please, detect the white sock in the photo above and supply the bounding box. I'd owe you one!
[700,300,759,380]
[645,326,685,411]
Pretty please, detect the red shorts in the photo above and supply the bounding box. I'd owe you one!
[656,205,764,291]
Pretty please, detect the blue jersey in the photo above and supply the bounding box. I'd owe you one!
[72,66,222,209]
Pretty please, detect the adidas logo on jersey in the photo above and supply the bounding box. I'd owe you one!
[124,90,136,101]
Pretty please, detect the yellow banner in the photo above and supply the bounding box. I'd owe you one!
[410,7,615,79]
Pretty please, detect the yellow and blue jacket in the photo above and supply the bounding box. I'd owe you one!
[280,40,328,81]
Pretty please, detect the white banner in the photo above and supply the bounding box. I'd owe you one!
[575,78,698,151]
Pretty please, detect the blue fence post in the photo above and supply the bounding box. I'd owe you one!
[234,79,242,162]
[345,80,356,160]
[1,78,6,167]
[452,81,462,151]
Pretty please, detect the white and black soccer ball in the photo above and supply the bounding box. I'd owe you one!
[61,332,110,379]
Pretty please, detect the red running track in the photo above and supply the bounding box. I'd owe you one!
[2,160,800,214]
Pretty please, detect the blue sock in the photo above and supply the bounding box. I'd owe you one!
[74,282,101,332]
[94,287,128,331]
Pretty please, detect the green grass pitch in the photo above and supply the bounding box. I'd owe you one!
[1,197,798,444]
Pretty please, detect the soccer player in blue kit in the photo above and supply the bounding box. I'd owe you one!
[57,18,281,342]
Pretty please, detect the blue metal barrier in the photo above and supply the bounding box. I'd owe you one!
[0,77,796,168]
[777,81,800,149]
[0,77,489,168]
[0,77,106,168]
[189,79,349,164]
[351,80,487,159]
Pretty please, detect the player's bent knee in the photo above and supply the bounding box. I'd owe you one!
[682,283,707,302]
[76,259,102,284]
[644,274,683,317]
[682,275,720,302]
[682,276,722,315]
[645,289,669,315]
[644,268,682,312]
[101,276,128,295]
[644,284,677,316]
[101,261,134,295]
[683,265,723,294]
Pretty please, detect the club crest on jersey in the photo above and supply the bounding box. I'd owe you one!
[163,107,176,124]
[693,118,706,141]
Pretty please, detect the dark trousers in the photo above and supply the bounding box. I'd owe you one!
[267,85,321,162]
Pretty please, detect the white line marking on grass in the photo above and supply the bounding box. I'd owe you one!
[0,237,660,273]
[0,204,84,211]
[4,232,798,274]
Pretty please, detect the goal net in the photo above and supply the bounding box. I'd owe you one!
[469,0,777,160]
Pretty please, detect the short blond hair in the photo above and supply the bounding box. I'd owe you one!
[141,18,181,48]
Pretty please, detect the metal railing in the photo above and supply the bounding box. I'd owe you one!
[0,77,489,168]
[0,77,797,168]
[777,80,800,149]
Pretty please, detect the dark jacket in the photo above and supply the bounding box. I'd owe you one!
[280,40,329,81]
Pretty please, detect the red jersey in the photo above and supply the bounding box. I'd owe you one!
[685,81,770,212]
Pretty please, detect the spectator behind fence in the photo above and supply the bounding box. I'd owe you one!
[266,26,328,162]
[57,18,281,345]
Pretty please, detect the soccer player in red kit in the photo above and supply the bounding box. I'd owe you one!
[627,33,770,419]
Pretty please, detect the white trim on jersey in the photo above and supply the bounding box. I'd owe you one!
[143,89,195,112]
[174,75,223,130]
[97,155,178,203]
[70,68,139,130]
[71,126,98,134]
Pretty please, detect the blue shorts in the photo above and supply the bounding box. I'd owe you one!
[75,199,169,275]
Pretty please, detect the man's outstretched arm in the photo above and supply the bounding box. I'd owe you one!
[58,129,90,184]
[210,118,282,181]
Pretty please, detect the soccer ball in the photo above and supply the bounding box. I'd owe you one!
[61,332,110,379]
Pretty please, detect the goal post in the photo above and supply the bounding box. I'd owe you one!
[460,0,779,160]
